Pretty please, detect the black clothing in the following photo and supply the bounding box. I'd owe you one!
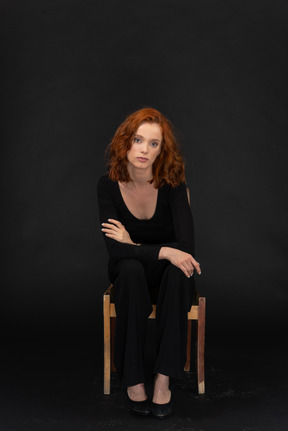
[97,174,196,386]
[97,174,195,265]
[109,258,194,386]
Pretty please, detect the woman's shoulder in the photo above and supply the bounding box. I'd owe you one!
[162,181,189,206]
[162,180,187,194]
[157,181,187,207]
[98,173,109,184]
[97,173,116,186]
[97,174,118,195]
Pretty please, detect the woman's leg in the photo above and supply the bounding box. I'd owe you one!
[151,264,195,406]
[109,258,153,389]
[154,264,196,379]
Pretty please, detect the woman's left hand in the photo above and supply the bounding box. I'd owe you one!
[101,219,134,245]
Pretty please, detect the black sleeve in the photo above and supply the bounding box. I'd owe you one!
[97,176,162,262]
[168,182,195,256]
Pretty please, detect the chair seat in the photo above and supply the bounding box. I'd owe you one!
[108,300,200,320]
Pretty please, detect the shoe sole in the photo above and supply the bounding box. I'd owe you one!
[151,412,172,419]
[128,407,151,416]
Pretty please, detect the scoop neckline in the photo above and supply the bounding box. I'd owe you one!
[117,181,160,222]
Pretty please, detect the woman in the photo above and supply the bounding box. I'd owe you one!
[97,107,201,419]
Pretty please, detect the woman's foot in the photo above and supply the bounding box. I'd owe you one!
[126,383,151,416]
[127,383,147,401]
[151,373,172,419]
[152,373,171,404]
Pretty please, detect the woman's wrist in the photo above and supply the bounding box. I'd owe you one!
[158,246,170,260]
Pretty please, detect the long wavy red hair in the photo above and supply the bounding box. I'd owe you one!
[106,107,186,188]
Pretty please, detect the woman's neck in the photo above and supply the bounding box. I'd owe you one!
[126,165,153,187]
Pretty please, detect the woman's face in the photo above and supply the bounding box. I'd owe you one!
[126,122,162,172]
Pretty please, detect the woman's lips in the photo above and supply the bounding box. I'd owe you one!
[137,157,148,162]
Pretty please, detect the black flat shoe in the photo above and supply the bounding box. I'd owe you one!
[126,394,151,416]
[151,399,172,419]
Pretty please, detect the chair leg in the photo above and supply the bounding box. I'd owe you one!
[111,317,116,372]
[197,297,206,394]
[103,294,111,394]
[184,319,192,371]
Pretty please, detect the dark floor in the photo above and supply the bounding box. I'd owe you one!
[1,330,287,431]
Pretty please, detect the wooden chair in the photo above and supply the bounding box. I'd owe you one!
[103,284,206,395]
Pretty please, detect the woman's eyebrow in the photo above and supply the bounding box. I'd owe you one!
[135,134,161,142]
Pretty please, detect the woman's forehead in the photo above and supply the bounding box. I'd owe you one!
[135,122,162,139]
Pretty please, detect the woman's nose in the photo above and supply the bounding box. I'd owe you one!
[141,143,148,153]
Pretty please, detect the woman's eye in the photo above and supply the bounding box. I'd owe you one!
[134,137,141,143]
[151,142,159,147]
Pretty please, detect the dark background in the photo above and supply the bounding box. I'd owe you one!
[1,0,288,429]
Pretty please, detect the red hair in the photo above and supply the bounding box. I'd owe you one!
[106,107,186,188]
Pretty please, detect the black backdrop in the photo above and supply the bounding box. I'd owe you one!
[1,1,287,355]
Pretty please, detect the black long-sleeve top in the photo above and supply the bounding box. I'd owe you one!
[97,174,195,264]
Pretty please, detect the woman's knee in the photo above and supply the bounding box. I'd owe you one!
[113,259,151,308]
[113,259,147,295]
[165,263,188,281]
[116,258,145,279]
[159,264,195,305]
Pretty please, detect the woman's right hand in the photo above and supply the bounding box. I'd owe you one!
[101,219,134,245]
[158,247,201,278]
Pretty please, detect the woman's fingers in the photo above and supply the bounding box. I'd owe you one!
[177,255,193,278]
[180,255,201,278]
[102,220,124,232]
[101,225,117,233]
[191,257,201,275]
[180,265,191,278]
[102,222,119,229]
[180,263,194,278]
[102,219,126,232]
[107,218,123,227]
[182,261,194,278]
[184,256,201,276]
[104,232,115,239]
[101,219,133,245]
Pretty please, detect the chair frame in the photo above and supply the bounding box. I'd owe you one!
[103,284,206,395]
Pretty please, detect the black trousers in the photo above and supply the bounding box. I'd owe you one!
[108,257,196,388]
